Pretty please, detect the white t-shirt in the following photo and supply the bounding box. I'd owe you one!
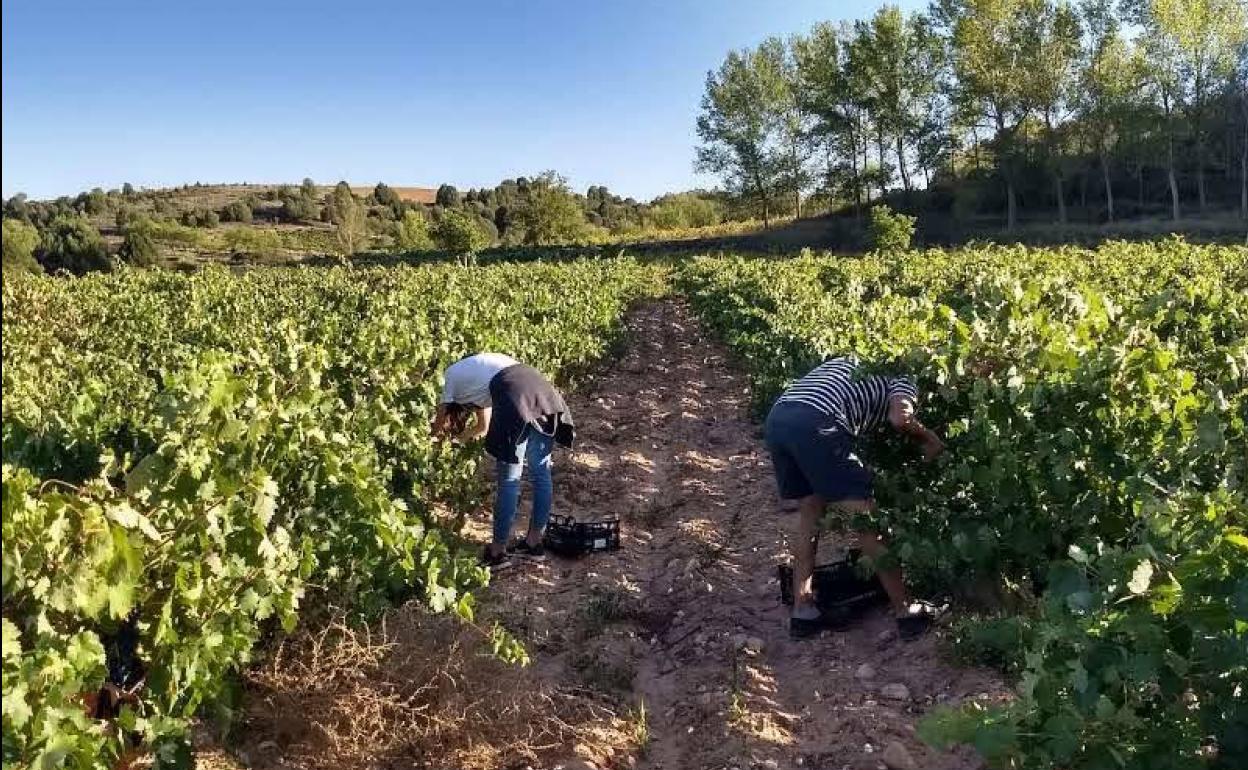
[441,353,518,407]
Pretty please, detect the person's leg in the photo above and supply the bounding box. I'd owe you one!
[792,494,826,619]
[824,497,910,613]
[835,501,934,639]
[490,436,529,557]
[524,430,555,546]
[853,525,910,615]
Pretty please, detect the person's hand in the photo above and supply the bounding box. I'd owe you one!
[921,435,946,463]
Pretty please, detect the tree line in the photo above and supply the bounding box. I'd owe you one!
[696,0,1248,230]
[1,175,742,273]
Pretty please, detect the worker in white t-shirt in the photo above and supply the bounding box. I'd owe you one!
[432,353,575,570]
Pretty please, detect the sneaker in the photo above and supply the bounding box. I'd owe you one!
[510,539,547,561]
[896,603,942,641]
[480,547,512,572]
[789,615,826,639]
[789,606,851,639]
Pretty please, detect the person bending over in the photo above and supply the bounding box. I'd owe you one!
[432,353,574,571]
[764,355,945,640]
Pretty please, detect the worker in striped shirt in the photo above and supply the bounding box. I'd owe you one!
[765,356,946,640]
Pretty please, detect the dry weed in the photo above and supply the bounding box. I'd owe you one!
[236,603,629,769]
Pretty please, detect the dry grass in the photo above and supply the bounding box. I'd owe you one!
[348,186,436,204]
[231,603,632,770]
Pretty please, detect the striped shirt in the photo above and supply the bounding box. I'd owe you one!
[777,356,918,436]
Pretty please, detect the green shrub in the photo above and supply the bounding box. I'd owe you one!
[475,213,499,244]
[324,182,357,225]
[280,192,319,223]
[435,184,461,208]
[181,208,220,228]
[76,188,109,217]
[394,210,434,251]
[118,219,160,267]
[277,228,337,254]
[220,200,253,223]
[868,204,916,252]
[334,203,367,256]
[512,172,592,245]
[114,205,144,230]
[148,220,207,247]
[39,216,110,274]
[922,523,1246,770]
[947,614,1034,675]
[433,208,490,254]
[2,219,42,273]
[224,227,283,259]
[646,194,724,230]
[373,182,401,208]
[4,194,32,222]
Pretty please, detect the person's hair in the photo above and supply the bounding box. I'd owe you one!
[445,402,469,433]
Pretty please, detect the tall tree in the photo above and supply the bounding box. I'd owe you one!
[949,0,1040,230]
[847,6,945,197]
[333,195,367,255]
[1238,48,1248,219]
[435,184,461,208]
[512,171,591,245]
[1078,2,1143,222]
[697,40,796,228]
[793,23,869,215]
[1025,0,1082,224]
[846,22,892,198]
[775,38,813,217]
[1140,0,1248,217]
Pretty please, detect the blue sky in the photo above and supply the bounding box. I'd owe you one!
[2,1,921,201]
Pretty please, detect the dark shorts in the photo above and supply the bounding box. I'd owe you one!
[764,401,872,501]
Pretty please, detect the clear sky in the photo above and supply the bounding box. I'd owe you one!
[2,0,922,201]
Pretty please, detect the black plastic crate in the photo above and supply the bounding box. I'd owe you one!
[543,515,621,557]
[778,549,886,616]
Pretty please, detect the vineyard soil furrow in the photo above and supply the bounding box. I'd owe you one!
[228,299,1006,770]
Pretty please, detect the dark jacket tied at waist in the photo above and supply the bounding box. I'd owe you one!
[485,364,575,463]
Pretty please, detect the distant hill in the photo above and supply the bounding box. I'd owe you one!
[20,183,437,206]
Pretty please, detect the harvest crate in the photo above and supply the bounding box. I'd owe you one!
[777,549,887,621]
[543,515,621,557]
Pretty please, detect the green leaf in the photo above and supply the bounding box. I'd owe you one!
[108,580,135,619]
[1,618,22,660]
[1150,577,1182,615]
[972,720,1018,760]
[2,681,32,729]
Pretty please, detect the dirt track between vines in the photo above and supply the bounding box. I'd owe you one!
[477,298,1005,770]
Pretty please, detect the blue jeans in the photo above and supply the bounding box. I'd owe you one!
[493,427,554,546]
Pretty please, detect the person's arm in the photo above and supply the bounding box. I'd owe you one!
[887,395,945,462]
[461,406,491,441]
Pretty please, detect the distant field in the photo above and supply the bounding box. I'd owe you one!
[349,185,435,204]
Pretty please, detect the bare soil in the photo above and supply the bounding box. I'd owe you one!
[478,298,1005,770]
[206,298,1007,770]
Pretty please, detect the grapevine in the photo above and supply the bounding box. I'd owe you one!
[679,239,1247,769]
[1,259,663,768]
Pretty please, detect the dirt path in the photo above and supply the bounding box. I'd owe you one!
[480,299,1003,770]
